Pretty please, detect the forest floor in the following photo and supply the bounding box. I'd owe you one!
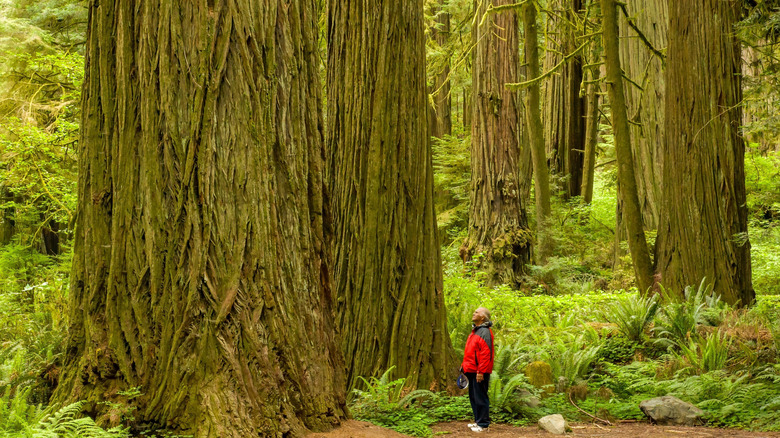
[308,420,780,438]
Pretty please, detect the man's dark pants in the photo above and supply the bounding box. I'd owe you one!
[466,372,490,428]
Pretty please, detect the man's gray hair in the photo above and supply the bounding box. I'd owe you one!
[477,307,491,321]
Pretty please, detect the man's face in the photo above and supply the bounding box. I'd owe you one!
[472,309,483,323]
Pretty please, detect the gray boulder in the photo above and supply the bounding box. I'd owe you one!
[538,414,569,435]
[639,396,704,426]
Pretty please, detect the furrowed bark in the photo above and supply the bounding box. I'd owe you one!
[327,0,454,392]
[54,1,346,436]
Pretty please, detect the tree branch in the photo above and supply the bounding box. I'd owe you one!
[506,40,590,90]
[618,3,666,64]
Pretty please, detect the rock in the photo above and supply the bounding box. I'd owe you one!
[525,361,554,391]
[516,388,541,408]
[538,414,570,435]
[639,396,704,426]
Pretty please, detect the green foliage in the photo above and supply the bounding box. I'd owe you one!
[0,391,129,438]
[350,367,471,437]
[596,335,640,365]
[488,372,539,422]
[603,292,658,342]
[678,331,731,374]
[539,331,601,386]
[654,280,722,349]
[431,129,470,223]
[751,224,780,295]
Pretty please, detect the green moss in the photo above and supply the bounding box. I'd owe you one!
[525,361,553,392]
[490,227,533,261]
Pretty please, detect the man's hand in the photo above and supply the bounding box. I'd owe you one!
[476,372,483,382]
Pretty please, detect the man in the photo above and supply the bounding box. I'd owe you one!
[462,307,494,432]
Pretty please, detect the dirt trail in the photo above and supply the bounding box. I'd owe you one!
[308,420,780,438]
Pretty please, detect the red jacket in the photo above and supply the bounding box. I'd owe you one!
[461,321,494,373]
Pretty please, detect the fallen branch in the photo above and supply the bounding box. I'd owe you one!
[568,393,614,426]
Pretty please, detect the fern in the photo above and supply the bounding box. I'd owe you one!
[604,292,658,342]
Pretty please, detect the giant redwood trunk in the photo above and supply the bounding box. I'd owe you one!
[618,0,667,229]
[327,0,453,391]
[54,1,346,436]
[656,0,755,306]
[461,0,532,284]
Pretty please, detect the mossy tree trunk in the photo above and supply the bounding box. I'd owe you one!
[655,0,755,306]
[327,0,453,391]
[522,1,553,261]
[53,1,346,436]
[461,0,532,284]
[601,0,654,294]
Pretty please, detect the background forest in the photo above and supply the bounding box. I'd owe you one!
[0,0,779,437]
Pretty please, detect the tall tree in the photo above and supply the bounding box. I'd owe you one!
[461,0,533,284]
[328,0,453,391]
[541,0,586,198]
[580,41,602,204]
[601,0,654,293]
[618,0,667,229]
[53,1,346,436]
[656,0,755,306]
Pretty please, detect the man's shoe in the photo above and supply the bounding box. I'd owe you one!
[470,426,488,432]
[467,423,477,428]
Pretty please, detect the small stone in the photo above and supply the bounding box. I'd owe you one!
[639,396,704,426]
[538,414,569,435]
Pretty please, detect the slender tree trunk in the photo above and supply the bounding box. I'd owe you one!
[461,0,532,284]
[601,0,654,293]
[0,191,13,244]
[581,47,601,204]
[463,89,472,129]
[618,0,667,229]
[328,0,453,391]
[53,2,346,436]
[429,4,452,139]
[542,0,586,198]
[523,1,553,260]
[656,0,754,306]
